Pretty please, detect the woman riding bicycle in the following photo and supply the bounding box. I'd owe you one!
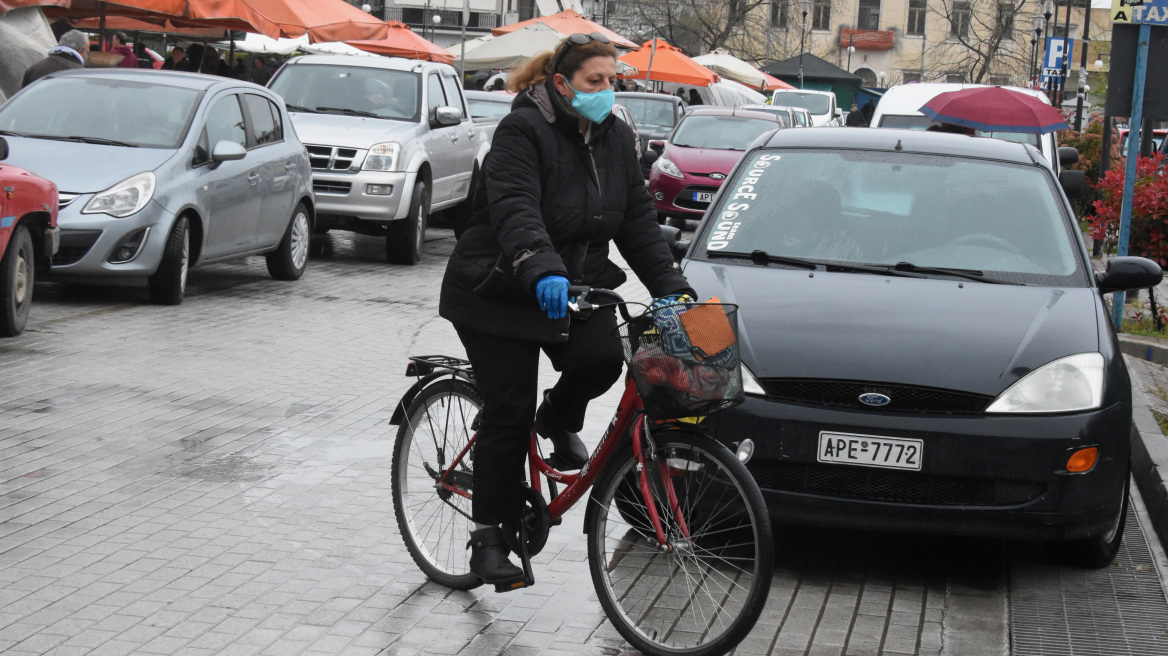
[438,33,694,589]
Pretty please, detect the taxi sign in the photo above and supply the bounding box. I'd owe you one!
[1112,0,1168,24]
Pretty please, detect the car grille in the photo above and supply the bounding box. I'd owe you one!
[748,461,1046,507]
[57,192,81,210]
[313,181,352,195]
[54,229,102,266]
[761,379,994,414]
[306,145,362,172]
[673,185,719,211]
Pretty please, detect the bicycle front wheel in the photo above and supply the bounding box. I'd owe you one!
[392,378,482,590]
[586,427,773,656]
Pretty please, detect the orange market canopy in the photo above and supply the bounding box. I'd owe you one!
[619,39,719,87]
[347,20,452,64]
[491,8,637,50]
[759,72,794,91]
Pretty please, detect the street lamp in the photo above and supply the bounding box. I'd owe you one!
[878,70,886,87]
[1031,16,1043,85]
[846,33,855,73]
[798,0,811,89]
[432,14,441,41]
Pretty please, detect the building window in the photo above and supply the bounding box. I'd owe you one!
[946,72,966,83]
[518,0,535,22]
[996,2,1015,36]
[988,74,1011,85]
[771,1,789,28]
[857,0,881,30]
[812,0,831,30]
[907,0,926,35]
[903,71,922,83]
[951,2,972,38]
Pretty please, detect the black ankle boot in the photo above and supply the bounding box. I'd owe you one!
[468,527,524,586]
[535,392,589,470]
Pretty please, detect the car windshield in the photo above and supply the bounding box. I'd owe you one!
[742,107,790,127]
[0,76,199,149]
[671,116,778,150]
[270,65,421,122]
[619,97,677,129]
[467,96,512,120]
[769,91,831,115]
[696,149,1087,286]
[1120,132,1166,152]
[877,114,1041,148]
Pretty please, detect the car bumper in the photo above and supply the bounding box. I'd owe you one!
[648,168,719,219]
[311,170,413,224]
[44,226,60,258]
[704,396,1131,541]
[48,198,175,278]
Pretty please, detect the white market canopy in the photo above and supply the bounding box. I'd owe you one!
[445,34,494,61]
[453,22,564,70]
[225,32,307,55]
[691,49,767,90]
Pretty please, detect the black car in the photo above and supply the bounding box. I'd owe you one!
[614,91,686,178]
[681,127,1162,568]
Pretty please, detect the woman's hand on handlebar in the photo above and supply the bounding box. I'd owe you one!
[536,275,570,319]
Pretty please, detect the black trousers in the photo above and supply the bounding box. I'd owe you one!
[457,308,624,525]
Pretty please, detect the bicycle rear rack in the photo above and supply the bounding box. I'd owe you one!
[406,355,474,377]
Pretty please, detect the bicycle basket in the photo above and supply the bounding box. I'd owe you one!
[618,302,744,420]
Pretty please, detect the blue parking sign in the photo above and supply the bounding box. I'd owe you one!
[1041,36,1074,84]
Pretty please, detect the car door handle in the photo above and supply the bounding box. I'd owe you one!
[284,163,296,171]
[248,172,261,184]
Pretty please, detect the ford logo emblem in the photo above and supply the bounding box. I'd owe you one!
[859,393,891,407]
[710,172,726,180]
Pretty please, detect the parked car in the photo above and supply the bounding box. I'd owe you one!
[870,83,1068,173]
[648,107,783,225]
[680,127,1159,568]
[0,137,59,336]
[740,104,793,128]
[767,89,841,126]
[268,55,491,264]
[0,69,313,305]
[464,89,514,124]
[611,103,642,162]
[1118,128,1167,157]
[790,106,813,127]
[614,91,687,178]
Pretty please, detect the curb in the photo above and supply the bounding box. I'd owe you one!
[1121,334,1168,550]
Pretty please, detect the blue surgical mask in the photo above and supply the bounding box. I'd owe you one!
[563,79,614,124]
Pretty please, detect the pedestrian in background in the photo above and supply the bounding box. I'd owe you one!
[109,32,137,68]
[250,57,273,85]
[161,46,184,71]
[860,100,875,126]
[22,29,89,88]
[179,44,204,72]
[845,103,867,126]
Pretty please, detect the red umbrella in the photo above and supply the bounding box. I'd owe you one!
[919,86,1068,134]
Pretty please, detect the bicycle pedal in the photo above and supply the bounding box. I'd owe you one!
[493,576,533,593]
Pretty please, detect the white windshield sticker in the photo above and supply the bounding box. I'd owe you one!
[706,154,780,251]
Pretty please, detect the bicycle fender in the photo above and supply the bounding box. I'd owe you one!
[389,371,472,425]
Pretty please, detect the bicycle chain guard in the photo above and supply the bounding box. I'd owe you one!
[502,484,551,558]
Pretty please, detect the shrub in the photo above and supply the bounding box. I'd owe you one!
[1090,153,1168,263]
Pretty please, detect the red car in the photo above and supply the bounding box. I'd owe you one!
[648,107,785,225]
[0,137,59,337]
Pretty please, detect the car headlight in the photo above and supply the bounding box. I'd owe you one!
[81,172,155,218]
[742,364,767,397]
[656,157,684,179]
[363,142,402,172]
[985,353,1104,413]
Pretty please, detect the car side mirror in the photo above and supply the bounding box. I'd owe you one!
[648,139,665,152]
[1059,169,1086,199]
[0,137,7,161]
[435,106,461,126]
[1095,256,1163,294]
[834,108,842,118]
[1058,146,1080,167]
[659,224,684,262]
[643,149,659,166]
[211,140,246,163]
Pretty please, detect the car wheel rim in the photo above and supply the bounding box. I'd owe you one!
[179,228,189,294]
[416,189,428,253]
[14,247,29,307]
[291,211,309,269]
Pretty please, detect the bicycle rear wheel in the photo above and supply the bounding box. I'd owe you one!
[586,427,773,656]
[392,378,482,590]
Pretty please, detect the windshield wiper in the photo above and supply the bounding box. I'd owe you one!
[59,135,137,147]
[888,261,1010,284]
[705,249,818,270]
[315,106,381,118]
[285,104,320,114]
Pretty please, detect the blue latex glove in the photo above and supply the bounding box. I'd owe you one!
[535,275,570,319]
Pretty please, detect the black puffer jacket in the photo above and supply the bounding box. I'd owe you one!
[439,78,692,343]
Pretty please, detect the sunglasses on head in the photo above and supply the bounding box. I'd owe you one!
[552,32,611,76]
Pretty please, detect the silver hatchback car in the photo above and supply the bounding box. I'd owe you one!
[0,69,314,304]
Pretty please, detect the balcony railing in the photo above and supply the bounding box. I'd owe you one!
[381,7,501,31]
[839,28,895,51]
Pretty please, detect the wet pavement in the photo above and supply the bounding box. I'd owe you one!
[2,228,1167,655]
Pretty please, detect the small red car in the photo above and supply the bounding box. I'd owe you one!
[0,137,60,337]
[648,107,785,225]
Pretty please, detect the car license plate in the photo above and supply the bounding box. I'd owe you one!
[817,432,922,471]
[692,191,714,203]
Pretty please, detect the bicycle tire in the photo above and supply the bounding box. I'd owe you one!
[586,427,773,656]
[392,378,483,590]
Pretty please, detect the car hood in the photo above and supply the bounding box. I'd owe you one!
[1,137,175,194]
[288,112,419,149]
[683,261,1101,396]
[664,145,745,176]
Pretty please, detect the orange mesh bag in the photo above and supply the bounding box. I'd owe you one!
[678,301,736,361]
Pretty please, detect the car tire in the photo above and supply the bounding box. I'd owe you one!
[1054,471,1129,569]
[387,179,428,265]
[265,203,310,281]
[0,224,35,337]
[148,216,189,306]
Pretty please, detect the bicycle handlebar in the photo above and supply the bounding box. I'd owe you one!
[567,286,633,322]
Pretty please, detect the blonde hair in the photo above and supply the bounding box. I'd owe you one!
[507,38,619,93]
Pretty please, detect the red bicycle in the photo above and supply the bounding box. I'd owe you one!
[390,287,773,656]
